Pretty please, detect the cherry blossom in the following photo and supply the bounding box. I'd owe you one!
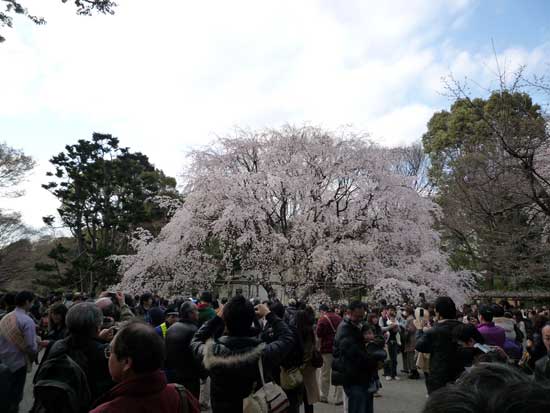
[116,126,475,304]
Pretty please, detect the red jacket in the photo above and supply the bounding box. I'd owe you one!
[316,312,342,354]
[90,370,190,413]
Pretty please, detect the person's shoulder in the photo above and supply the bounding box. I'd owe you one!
[90,397,124,413]
[17,310,35,324]
[89,404,109,413]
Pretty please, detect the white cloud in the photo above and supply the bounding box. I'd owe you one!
[0,0,548,228]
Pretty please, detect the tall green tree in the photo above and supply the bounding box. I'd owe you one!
[43,132,177,293]
[423,90,550,289]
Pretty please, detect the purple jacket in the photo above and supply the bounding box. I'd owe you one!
[477,322,505,348]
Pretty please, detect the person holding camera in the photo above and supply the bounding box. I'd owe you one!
[191,295,294,412]
[332,301,383,413]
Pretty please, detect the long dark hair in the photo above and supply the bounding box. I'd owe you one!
[48,303,68,332]
[294,307,315,345]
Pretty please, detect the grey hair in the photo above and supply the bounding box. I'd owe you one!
[180,301,197,321]
[66,302,103,337]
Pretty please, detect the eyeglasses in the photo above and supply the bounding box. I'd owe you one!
[104,346,112,359]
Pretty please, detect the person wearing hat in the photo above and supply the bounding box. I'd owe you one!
[477,305,506,348]
[155,305,180,339]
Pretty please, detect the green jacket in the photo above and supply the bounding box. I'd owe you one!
[197,304,216,327]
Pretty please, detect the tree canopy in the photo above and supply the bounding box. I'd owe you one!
[423,89,550,289]
[43,132,177,293]
[117,125,474,304]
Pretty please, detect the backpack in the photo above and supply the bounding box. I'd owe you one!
[173,384,200,413]
[31,344,91,413]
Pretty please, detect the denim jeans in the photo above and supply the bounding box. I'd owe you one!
[387,340,399,378]
[343,384,374,413]
[0,366,27,413]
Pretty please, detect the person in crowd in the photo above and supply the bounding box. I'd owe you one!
[40,302,68,357]
[492,304,522,359]
[148,306,165,328]
[422,385,482,413]
[361,324,385,396]
[384,306,401,381]
[489,381,550,413]
[165,301,203,398]
[0,291,38,413]
[514,310,529,349]
[337,304,348,319]
[35,302,114,407]
[534,323,550,382]
[97,291,135,324]
[366,313,382,336]
[90,321,199,413]
[64,293,74,309]
[477,305,506,348]
[424,362,539,413]
[196,290,217,410]
[197,291,216,327]
[155,304,180,338]
[457,362,531,397]
[529,313,549,363]
[415,296,463,394]
[332,301,378,413]
[453,322,489,368]
[402,306,419,379]
[136,292,154,324]
[280,306,306,413]
[284,298,299,326]
[366,313,384,398]
[261,300,286,386]
[316,303,343,405]
[191,295,294,412]
[413,307,431,386]
[299,306,321,413]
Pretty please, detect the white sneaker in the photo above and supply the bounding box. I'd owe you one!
[393,376,400,381]
[385,376,392,381]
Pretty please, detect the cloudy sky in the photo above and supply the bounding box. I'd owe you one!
[1,0,549,228]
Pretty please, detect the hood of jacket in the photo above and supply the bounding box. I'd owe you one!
[203,336,265,370]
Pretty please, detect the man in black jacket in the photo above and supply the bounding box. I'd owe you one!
[535,323,550,382]
[332,301,377,413]
[165,301,203,398]
[416,296,463,394]
[191,295,294,413]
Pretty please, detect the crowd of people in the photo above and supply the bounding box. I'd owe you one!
[1,289,550,413]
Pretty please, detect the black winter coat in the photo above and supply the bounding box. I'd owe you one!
[191,313,294,413]
[535,353,550,383]
[165,320,204,384]
[38,335,113,404]
[415,319,463,394]
[332,318,377,386]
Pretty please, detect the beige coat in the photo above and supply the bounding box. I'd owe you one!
[303,364,320,404]
[303,339,320,404]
